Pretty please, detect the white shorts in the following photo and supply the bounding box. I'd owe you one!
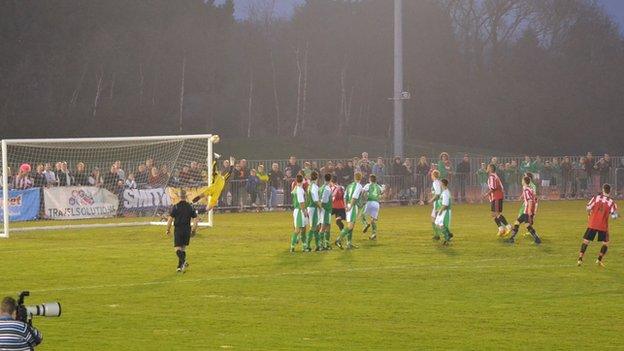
[346,206,359,223]
[434,209,451,228]
[307,207,320,227]
[364,201,380,219]
[293,209,308,228]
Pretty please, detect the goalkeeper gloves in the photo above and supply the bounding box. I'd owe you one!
[192,196,201,203]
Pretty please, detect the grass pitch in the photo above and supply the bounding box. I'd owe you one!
[2,201,623,350]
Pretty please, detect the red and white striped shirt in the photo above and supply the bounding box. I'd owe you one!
[487,173,504,201]
[587,194,618,232]
[522,186,537,215]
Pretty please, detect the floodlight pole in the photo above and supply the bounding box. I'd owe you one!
[393,0,404,158]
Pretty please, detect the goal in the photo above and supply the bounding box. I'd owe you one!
[1,134,219,238]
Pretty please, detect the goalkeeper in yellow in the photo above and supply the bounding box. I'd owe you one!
[192,155,235,210]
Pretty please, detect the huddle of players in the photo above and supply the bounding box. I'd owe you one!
[483,163,619,267]
[290,171,383,252]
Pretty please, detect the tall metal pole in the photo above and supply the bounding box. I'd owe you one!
[393,0,404,158]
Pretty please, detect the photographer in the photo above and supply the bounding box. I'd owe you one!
[0,297,42,350]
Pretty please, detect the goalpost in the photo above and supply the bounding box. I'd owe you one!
[1,134,219,238]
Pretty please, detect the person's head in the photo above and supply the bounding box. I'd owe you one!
[44,163,51,171]
[535,155,541,162]
[19,163,31,175]
[440,178,448,189]
[36,164,44,173]
[463,154,469,162]
[511,160,517,167]
[110,164,117,173]
[330,175,337,184]
[289,156,297,165]
[138,164,146,172]
[296,174,303,184]
[487,164,496,174]
[523,176,531,186]
[525,172,534,181]
[250,169,257,176]
[61,162,68,171]
[587,152,593,159]
[419,156,427,165]
[114,160,121,168]
[240,159,247,168]
[1,296,17,318]
[76,162,85,172]
[223,160,230,168]
[179,189,187,201]
[128,173,135,180]
[310,171,318,181]
[146,158,154,167]
[336,162,344,169]
[480,162,486,169]
[55,162,62,170]
[362,152,369,160]
[369,174,377,183]
[311,161,318,169]
[564,156,570,163]
[376,157,384,166]
[271,163,279,171]
[431,169,440,181]
[190,161,198,169]
[545,160,551,167]
[524,155,530,162]
[439,152,449,161]
[404,158,412,167]
[92,167,100,176]
[258,164,265,172]
[603,183,611,195]
[304,161,311,169]
[354,172,363,182]
[182,165,189,173]
[347,160,353,167]
[324,173,332,183]
[285,169,292,177]
[491,157,498,165]
[151,167,159,176]
[580,157,587,164]
[394,156,401,164]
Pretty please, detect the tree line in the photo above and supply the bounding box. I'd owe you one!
[1,0,622,154]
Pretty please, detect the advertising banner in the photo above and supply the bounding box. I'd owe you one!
[43,186,119,220]
[122,188,171,210]
[0,188,40,222]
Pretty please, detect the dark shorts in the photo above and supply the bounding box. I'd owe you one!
[583,228,609,242]
[174,227,191,247]
[332,208,346,220]
[517,213,534,225]
[490,199,504,213]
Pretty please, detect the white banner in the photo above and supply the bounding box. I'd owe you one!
[123,188,171,210]
[44,186,119,220]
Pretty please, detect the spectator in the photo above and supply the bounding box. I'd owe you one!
[520,156,537,175]
[88,167,104,187]
[148,167,165,188]
[372,157,385,178]
[551,157,560,189]
[284,156,301,179]
[578,157,589,197]
[32,164,47,188]
[231,161,246,209]
[541,160,554,198]
[477,162,488,199]
[145,158,155,172]
[74,162,89,186]
[320,161,335,177]
[311,161,319,173]
[53,161,62,185]
[42,162,56,185]
[438,152,452,179]
[335,161,348,185]
[114,160,126,180]
[268,163,283,210]
[246,169,261,208]
[597,155,611,186]
[13,164,33,189]
[303,162,313,179]
[125,173,137,189]
[179,165,192,187]
[359,156,372,182]
[506,161,519,199]
[391,156,404,176]
[455,154,470,203]
[135,164,149,187]
[256,164,269,207]
[344,160,355,184]
[617,158,624,198]
[189,161,202,185]
[114,179,125,216]
[534,156,543,180]
[103,164,120,191]
[56,162,73,186]
[239,159,250,179]
[282,168,293,206]
[560,156,573,199]
[160,164,172,185]
[415,156,429,204]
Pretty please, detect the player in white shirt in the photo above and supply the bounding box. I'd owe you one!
[304,171,322,252]
[428,170,442,241]
[335,172,363,249]
[290,174,309,252]
[434,178,454,245]
[318,173,333,250]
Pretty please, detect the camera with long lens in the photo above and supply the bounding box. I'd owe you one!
[16,291,62,325]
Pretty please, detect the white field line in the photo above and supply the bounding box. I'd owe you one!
[2,257,572,295]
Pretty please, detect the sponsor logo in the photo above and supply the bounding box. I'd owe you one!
[123,188,171,209]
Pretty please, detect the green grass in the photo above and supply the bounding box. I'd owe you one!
[2,201,623,350]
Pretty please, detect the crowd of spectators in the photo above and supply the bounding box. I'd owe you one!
[2,152,623,214]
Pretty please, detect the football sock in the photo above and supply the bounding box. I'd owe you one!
[347,229,353,243]
[290,232,298,248]
[499,215,509,226]
[598,245,608,261]
[442,226,451,241]
[314,231,320,248]
[339,228,348,240]
[527,225,539,241]
[180,250,186,264]
[176,249,183,267]
[509,224,520,239]
[494,218,501,227]
[432,222,439,237]
[578,242,588,260]
[305,230,314,249]
[371,222,377,234]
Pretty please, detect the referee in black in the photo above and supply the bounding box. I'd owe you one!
[166,189,199,273]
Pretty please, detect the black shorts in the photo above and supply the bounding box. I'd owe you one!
[332,208,346,220]
[583,228,609,242]
[174,227,191,247]
[490,199,504,213]
[517,213,534,225]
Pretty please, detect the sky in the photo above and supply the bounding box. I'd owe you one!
[219,0,624,30]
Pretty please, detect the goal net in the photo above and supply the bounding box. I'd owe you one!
[1,135,218,238]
